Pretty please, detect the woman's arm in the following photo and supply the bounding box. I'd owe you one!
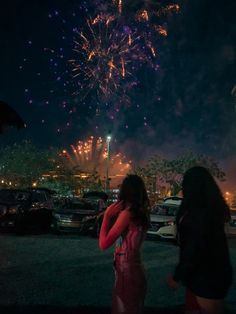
[173,234,200,282]
[99,207,131,251]
[173,216,206,282]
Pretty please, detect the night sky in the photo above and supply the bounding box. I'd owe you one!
[0,0,235,185]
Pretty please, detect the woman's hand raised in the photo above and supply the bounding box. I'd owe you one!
[99,201,131,250]
[104,201,124,219]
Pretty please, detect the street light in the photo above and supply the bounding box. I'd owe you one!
[106,134,112,191]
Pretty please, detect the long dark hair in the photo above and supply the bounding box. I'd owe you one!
[177,166,230,224]
[118,174,150,228]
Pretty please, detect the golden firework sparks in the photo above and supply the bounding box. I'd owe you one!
[156,4,180,16]
[69,1,180,102]
[112,0,123,14]
[121,58,125,78]
[154,25,168,37]
[128,34,132,46]
[62,137,132,180]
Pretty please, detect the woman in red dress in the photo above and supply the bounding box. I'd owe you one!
[99,174,150,314]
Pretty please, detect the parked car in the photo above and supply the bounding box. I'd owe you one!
[82,191,109,236]
[147,197,182,240]
[163,196,183,206]
[0,188,54,233]
[51,198,105,235]
[230,210,236,227]
[83,190,108,201]
[82,191,108,211]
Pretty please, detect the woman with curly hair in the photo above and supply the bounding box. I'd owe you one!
[99,174,150,314]
[167,166,232,314]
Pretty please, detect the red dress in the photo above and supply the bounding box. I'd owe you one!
[112,222,146,314]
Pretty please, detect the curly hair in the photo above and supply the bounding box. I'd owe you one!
[118,174,150,228]
[177,166,230,224]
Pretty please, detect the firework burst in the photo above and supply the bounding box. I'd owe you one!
[69,0,180,103]
[69,17,150,101]
[21,0,180,134]
[62,136,132,179]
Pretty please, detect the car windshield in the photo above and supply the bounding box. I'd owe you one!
[151,205,177,216]
[63,200,95,210]
[31,191,47,203]
[0,190,30,203]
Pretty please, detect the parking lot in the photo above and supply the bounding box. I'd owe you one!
[0,232,235,314]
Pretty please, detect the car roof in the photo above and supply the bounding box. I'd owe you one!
[163,196,182,206]
[27,188,56,194]
[82,191,108,201]
[0,188,29,193]
[230,209,236,215]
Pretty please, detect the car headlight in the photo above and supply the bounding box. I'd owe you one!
[8,206,18,214]
[0,205,7,215]
[82,215,95,222]
[53,213,73,222]
[165,221,175,226]
[53,213,61,219]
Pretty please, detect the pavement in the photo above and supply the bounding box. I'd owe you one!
[0,232,235,314]
[0,304,235,314]
[0,305,184,314]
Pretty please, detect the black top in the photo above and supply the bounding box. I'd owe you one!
[173,209,233,299]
